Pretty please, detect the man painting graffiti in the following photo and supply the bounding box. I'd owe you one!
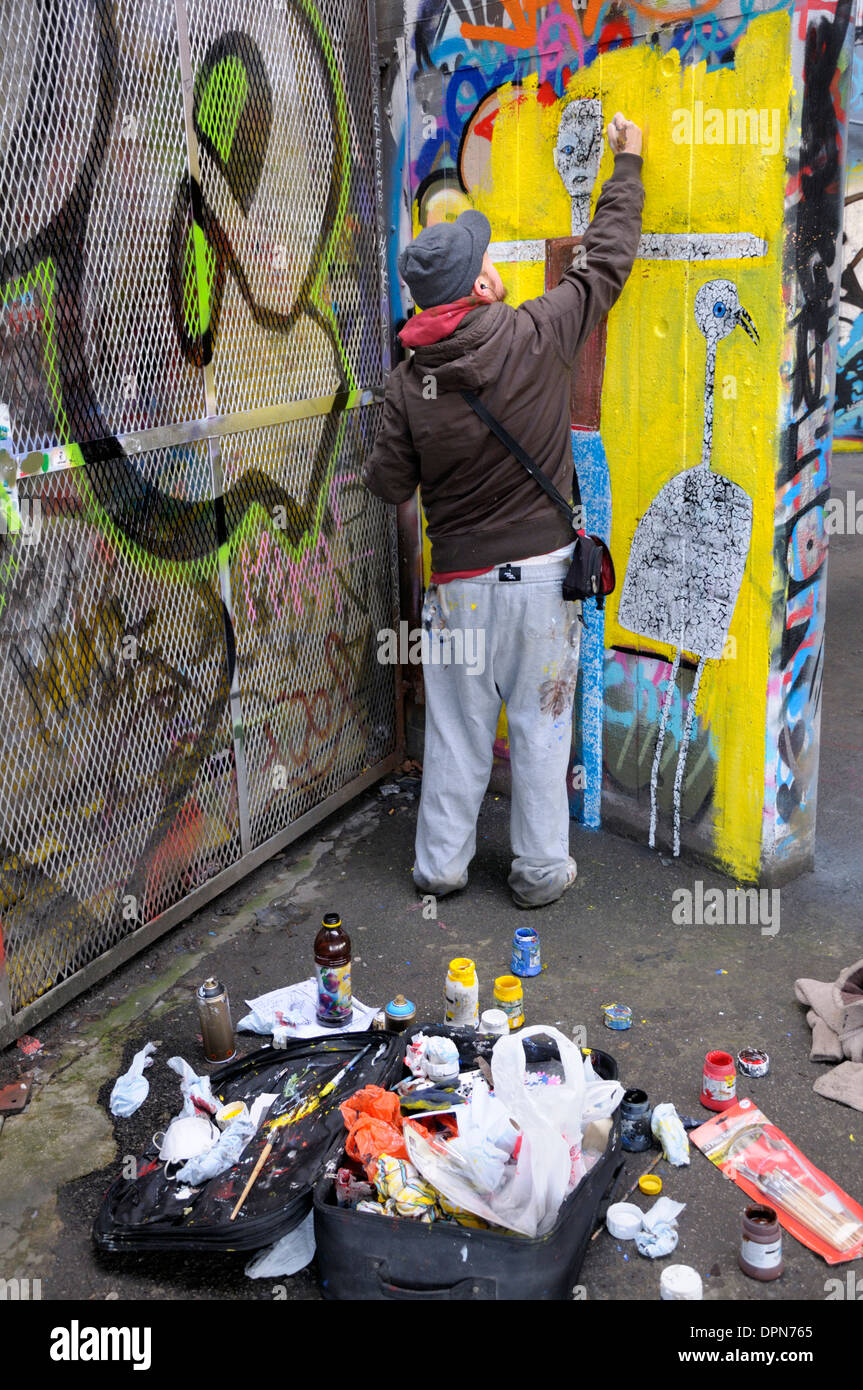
[363,114,644,908]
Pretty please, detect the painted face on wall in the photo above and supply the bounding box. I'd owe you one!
[554,98,603,200]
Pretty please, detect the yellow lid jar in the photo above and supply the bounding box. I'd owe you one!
[444,957,479,1027]
[493,974,525,1030]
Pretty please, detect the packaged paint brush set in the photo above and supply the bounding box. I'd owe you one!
[691,1098,863,1264]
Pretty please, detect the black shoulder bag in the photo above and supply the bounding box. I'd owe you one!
[460,389,615,609]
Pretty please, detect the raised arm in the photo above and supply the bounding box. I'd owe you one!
[519,114,645,367]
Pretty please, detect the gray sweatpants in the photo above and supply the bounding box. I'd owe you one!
[413,554,581,907]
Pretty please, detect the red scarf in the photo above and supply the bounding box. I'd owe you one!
[398,295,481,348]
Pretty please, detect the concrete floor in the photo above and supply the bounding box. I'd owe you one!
[0,455,861,1303]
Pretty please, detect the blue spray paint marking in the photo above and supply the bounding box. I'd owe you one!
[570,428,610,829]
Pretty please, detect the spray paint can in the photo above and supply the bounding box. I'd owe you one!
[510,926,541,977]
[701,1049,737,1111]
[314,913,353,1027]
[444,958,479,1027]
[196,977,236,1063]
[385,995,417,1033]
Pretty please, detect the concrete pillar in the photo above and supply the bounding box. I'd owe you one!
[377,0,855,884]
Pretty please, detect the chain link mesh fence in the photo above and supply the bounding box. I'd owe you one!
[0,0,394,1028]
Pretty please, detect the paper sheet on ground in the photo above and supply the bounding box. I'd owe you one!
[237,978,379,1038]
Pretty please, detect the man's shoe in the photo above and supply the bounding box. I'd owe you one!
[512,857,577,910]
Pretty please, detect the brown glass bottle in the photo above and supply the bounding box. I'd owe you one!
[314,912,353,1027]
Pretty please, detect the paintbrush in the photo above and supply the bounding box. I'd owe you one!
[229,1107,298,1221]
[319,1043,374,1099]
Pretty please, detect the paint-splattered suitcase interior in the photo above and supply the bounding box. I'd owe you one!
[313,1027,624,1302]
[92,1031,401,1253]
[92,1027,622,1300]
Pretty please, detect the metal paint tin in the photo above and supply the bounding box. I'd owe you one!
[510,926,541,977]
[602,1003,632,1030]
[737,1047,770,1077]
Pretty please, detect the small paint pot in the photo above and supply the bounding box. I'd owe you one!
[660,1265,703,1301]
[480,1008,509,1038]
[737,1047,770,1078]
[701,1049,737,1111]
[620,1087,653,1152]
[602,1003,632,1030]
[510,926,541,977]
[739,1204,783,1281]
[493,975,525,1030]
[215,1101,248,1130]
[606,1202,643,1240]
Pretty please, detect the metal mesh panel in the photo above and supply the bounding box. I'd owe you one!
[221,403,396,848]
[0,0,393,1028]
[0,450,239,1013]
[184,0,384,412]
[0,1,206,453]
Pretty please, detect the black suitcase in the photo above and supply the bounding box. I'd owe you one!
[93,1030,402,1253]
[314,1025,624,1301]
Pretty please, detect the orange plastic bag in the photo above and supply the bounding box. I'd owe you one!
[340,1085,408,1179]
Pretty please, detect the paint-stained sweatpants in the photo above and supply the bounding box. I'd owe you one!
[413,554,581,908]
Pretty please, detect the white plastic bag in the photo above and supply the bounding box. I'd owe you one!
[490,1026,587,1233]
[405,1026,619,1238]
[244,1212,316,1279]
[109,1042,157,1117]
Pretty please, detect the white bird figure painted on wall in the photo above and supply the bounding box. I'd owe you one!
[616,279,759,856]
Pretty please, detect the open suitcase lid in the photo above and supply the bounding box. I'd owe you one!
[92,1031,401,1254]
[92,1025,618,1255]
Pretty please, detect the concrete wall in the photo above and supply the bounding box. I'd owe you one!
[836,20,863,444]
[376,0,854,884]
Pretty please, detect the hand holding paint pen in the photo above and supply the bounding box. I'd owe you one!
[607,112,643,158]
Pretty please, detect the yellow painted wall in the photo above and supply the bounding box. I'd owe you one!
[418,12,790,878]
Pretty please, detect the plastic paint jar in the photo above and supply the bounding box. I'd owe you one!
[493,975,525,1030]
[739,1204,783,1281]
[480,1008,509,1037]
[444,958,479,1027]
[215,1101,248,1130]
[510,926,541,977]
[701,1050,737,1111]
[660,1265,703,1301]
[620,1087,653,1152]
